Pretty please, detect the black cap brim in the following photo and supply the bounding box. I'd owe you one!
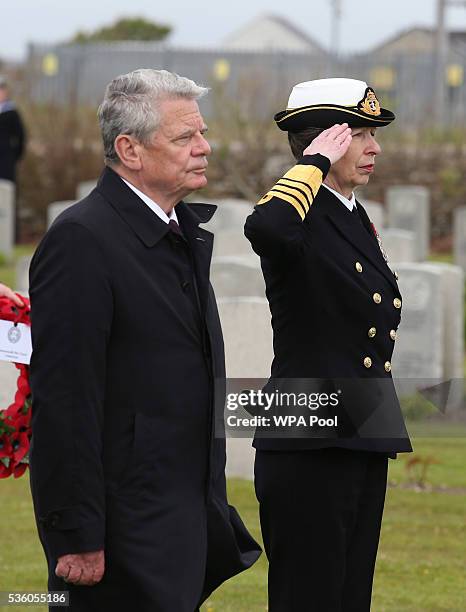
[275,104,395,132]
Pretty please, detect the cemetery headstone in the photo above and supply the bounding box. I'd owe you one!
[453,206,466,274]
[360,198,384,231]
[386,186,430,261]
[0,180,15,259]
[47,200,75,229]
[211,256,265,298]
[379,229,416,265]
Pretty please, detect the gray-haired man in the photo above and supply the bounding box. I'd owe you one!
[29,69,261,612]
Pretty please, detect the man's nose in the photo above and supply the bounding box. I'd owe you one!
[194,134,211,156]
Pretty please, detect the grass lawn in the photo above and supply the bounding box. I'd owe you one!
[202,437,466,612]
[1,438,465,611]
[1,248,465,609]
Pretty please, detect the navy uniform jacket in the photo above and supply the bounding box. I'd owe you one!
[244,154,412,455]
[29,167,260,611]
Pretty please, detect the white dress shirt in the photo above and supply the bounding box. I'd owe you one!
[322,184,356,212]
[121,177,179,225]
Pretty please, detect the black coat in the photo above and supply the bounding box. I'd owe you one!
[244,154,412,455]
[29,167,260,611]
[0,103,25,182]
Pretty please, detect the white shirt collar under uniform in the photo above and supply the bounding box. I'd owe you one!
[121,177,179,225]
[322,184,356,212]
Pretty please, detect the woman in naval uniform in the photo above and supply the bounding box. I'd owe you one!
[244,78,412,612]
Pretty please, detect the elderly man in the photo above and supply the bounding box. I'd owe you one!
[28,69,261,612]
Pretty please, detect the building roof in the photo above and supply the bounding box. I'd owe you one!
[371,26,466,56]
[222,13,327,54]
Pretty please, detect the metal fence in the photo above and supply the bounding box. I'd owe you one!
[25,42,466,127]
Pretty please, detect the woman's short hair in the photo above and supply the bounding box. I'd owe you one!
[288,127,325,161]
[98,69,208,165]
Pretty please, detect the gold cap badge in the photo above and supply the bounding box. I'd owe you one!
[357,87,381,117]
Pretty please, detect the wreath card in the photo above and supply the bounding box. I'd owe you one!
[0,319,32,364]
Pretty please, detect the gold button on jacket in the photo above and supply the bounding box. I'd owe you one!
[393,298,401,309]
[385,361,391,372]
[244,172,412,454]
[390,329,397,340]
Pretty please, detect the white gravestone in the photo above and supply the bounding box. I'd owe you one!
[360,199,385,231]
[391,264,444,380]
[213,229,254,257]
[218,297,274,480]
[211,256,265,298]
[226,437,255,480]
[386,186,430,261]
[0,180,15,259]
[426,262,465,380]
[202,199,253,234]
[379,229,416,264]
[0,360,17,408]
[393,263,464,412]
[76,180,97,200]
[15,255,33,294]
[453,206,466,274]
[47,200,76,229]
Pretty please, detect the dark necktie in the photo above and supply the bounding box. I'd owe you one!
[168,219,185,238]
[351,204,362,224]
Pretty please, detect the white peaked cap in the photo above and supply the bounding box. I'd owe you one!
[274,77,395,131]
[287,78,369,109]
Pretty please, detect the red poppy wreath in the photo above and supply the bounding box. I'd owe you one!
[0,295,31,479]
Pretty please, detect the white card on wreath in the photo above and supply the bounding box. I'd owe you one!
[0,320,32,365]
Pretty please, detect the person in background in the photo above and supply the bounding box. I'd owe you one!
[0,75,26,242]
[0,75,25,184]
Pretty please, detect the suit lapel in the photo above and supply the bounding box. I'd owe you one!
[96,169,217,314]
[320,189,397,290]
[356,200,398,290]
[176,202,214,316]
[96,167,169,247]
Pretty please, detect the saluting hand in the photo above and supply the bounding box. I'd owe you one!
[0,283,24,307]
[55,550,105,586]
[304,123,352,165]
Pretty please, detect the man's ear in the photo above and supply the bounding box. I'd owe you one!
[114,135,143,171]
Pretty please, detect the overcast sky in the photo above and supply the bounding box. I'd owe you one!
[4,0,466,61]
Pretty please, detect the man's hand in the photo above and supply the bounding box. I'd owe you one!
[304,123,352,165]
[55,550,105,586]
[0,283,24,307]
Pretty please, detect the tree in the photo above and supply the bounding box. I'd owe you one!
[71,17,171,43]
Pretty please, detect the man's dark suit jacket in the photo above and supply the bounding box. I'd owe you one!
[244,153,412,455]
[0,101,25,182]
[29,166,260,611]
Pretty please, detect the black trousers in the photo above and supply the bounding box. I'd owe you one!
[254,448,388,612]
